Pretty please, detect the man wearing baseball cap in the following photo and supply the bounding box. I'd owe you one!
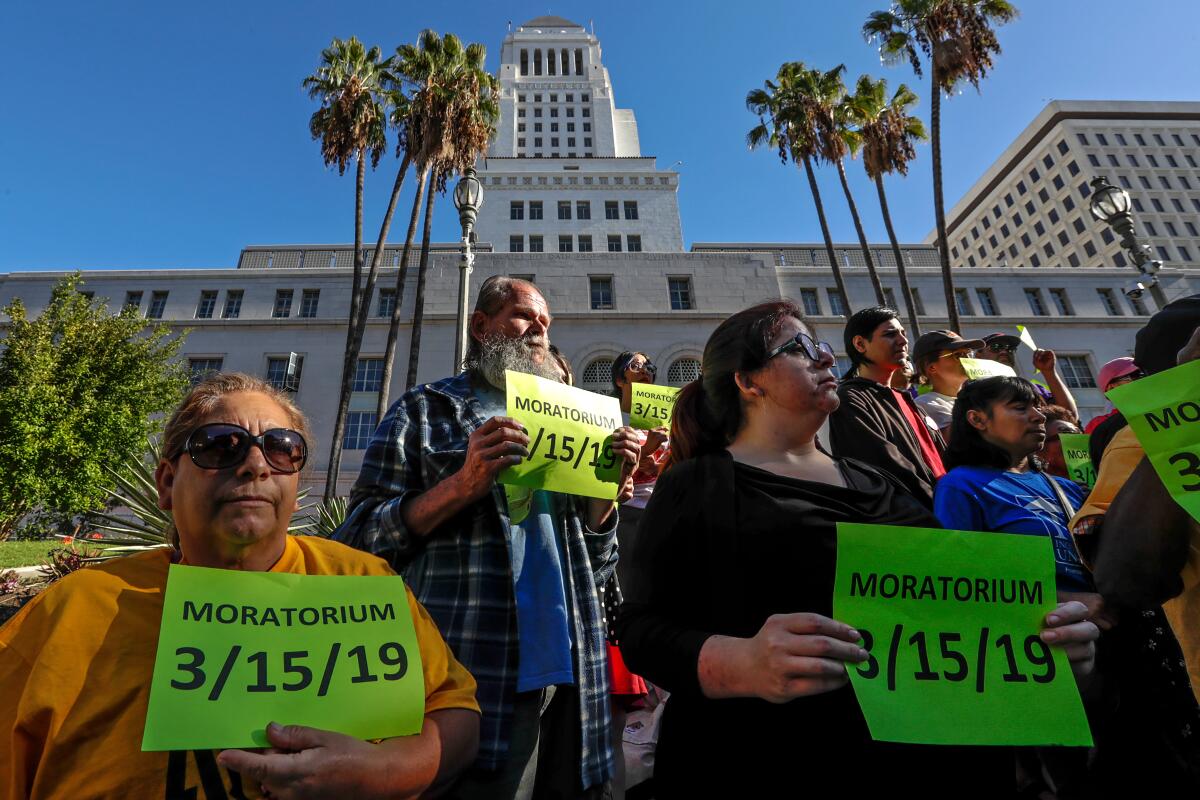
[976,332,1079,421]
[1083,358,1143,433]
[911,330,985,440]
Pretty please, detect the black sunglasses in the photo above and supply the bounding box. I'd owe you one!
[174,423,308,473]
[986,341,1018,354]
[627,358,657,377]
[766,331,836,362]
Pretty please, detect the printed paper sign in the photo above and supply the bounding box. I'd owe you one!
[961,358,1017,380]
[630,383,680,430]
[500,370,623,500]
[1058,433,1096,488]
[1108,359,1200,523]
[143,565,424,751]
[1017,325,1038,351]
[834,523,1092,746]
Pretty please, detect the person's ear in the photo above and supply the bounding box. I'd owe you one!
[155,460,176,511]
[468,310,490,344]
[852,334,868,355]
[965,409,989,432]
[733,371,764,402]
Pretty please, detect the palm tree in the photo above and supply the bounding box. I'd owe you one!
[863,0,1018,332]
[302,36,391,501]
[747,63,853,317]
[846,75,928,336]
[375,31,499,415]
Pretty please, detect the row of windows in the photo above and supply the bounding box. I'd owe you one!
[517,48,585,77]
[517,92,589,104]
[510,234,641,252]
[510,200,637,221]
[517,136,593,149]
[1087,152,1199,172]
[583,276,693,310]
[128,289,323,320]
[1076,131,1200,149]
[516,121,592,134]
[516,107,590,119]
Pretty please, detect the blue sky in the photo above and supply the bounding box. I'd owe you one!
[2,0,1197,270]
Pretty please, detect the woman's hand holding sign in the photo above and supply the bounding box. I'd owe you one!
[1040,600,1100,678]
[587,426,641,529]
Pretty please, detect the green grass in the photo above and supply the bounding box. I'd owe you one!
[0,540,62,570]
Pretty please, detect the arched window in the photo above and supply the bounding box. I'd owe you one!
[581,358,615,396]
[520,49,529,76]
[561,49,569,76]
[534,49,542,75]
[666,358,701,387]
[547,48,556,75]
[574,49,583,75]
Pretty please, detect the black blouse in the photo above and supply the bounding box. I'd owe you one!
[616,451,1011,798]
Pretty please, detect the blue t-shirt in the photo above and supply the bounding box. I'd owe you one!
[476,384,575,691]
[934,465,1092,592]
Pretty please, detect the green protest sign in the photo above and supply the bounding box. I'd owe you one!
[1017,325,1038,351]
[1059,433,1096,488]
[1107,358,1200,523]
[961,357,1017,380]
[630,383,680,430]
[833,523,1092,746]
[499,370,623,500]
[143,565,425,751]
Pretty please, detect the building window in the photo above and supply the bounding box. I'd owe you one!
[529,235,544,253]
[1076,133,1089,145]
[607,235,622,252]
[188,358,224,384]
[1095,133,1108,146]
[1030,254,1041,268]
[800,289,821,315]
[668,277,694,310]
[1059,355,1096,389]
[353,358,384,392]
[298,289,320,318]
[955,288,974,316]
[195,290,217,319]
[1067,160,1079,176]
[605,201,619,220]
[624,201,639,220]
[377,288,396,318]
[509,236,524,253]
[883,287,897,308]
[1068,253,1080,267]
[273,290,293,318]
[147,291,169,319]
[1099,289,1123,316]
[266,355,303,391]
[910,288,926,315]
[1180,246,1194,262]
[529,201,543,220]
[581,358,615,396]
[626,235,642,252]
[124,290,143,312]
[510,201,524,220]
[221,290,242,319]
[975,288,999,316]
[589,276,614,310]
[1052,175,1064,190]
[666,357,701,387]
[1025,289,1047,316]
[1083,241,1097,257]
[1049,288,1073,316]
[1057,140,1069,155]
[558,235,573,252]
[578,235,593,252]
[827,288,846,317]
[574,200,591,220]
[558,200,572,220]
[1128,293,1150,316]
[342,412,378,451]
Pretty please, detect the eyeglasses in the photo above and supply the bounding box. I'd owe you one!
[986,342,1018,354]
[628,359,657,377]
[173,423,308,473]
[766,331,836,362]
[940,348,976,360]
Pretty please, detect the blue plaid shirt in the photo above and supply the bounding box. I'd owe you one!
[334,372,617,788]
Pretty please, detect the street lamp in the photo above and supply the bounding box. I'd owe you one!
[1087,176,1166,306]
[452,166,484,372]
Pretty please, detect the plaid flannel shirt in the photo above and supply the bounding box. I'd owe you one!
[334,372,617,788]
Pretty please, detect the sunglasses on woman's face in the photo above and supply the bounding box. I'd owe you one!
[986,342,1018,354]
[175,423,308,473]
[766,331,836,362]
[628,359,657,377]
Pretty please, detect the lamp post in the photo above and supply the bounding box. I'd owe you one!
[452,167,484,372]
[1087,176,1168,307]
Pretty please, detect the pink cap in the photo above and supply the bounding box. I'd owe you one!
[1098,357,1139,391]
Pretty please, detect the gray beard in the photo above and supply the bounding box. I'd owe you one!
[469,334,561,390]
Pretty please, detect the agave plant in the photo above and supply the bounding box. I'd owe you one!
[306,497,348,538]
[86,437,315,558]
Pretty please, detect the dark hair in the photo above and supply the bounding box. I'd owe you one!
[611,351,646,391]
[1041,404,1078,426]
[669,300,805,464]
[463,275,542,367]
[549,344,573,386]
[944,377,1044,470]
[843,306,899,371]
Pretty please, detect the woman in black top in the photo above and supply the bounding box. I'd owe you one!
[616,300,1099,798]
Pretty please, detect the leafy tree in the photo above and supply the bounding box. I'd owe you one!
[747,63,853,317]
[303,36,393,500]
[845,75,928,336]
[0,274,187,538]
[864,0,1019,331]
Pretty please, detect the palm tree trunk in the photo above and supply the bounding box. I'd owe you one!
[377,166,430,420]
[835,158,886,305]
[803,155,853,317]
[323,152,369,501]
[876,174,921,338]
[930,83,961,331]
[404,183,438,390]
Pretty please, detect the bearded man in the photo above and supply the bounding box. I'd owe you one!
[336,276,640,799]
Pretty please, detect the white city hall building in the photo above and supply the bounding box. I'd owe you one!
[2,19,1196,496]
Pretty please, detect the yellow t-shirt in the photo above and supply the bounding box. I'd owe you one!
[0,536,478,799]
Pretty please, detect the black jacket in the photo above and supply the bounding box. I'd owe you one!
[828,377,946,508]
